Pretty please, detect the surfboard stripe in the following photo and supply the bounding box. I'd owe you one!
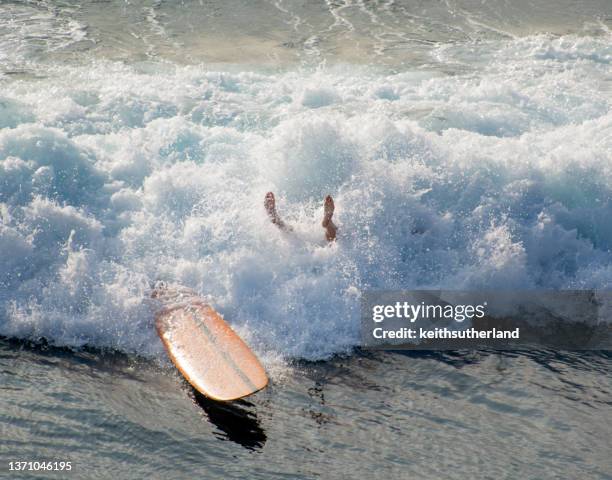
[155,287,268,401]
[185,305,258,393]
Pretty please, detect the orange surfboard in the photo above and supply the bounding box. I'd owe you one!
[153,284,268,401]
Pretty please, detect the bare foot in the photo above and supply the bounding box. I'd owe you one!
[264,192,279,222]
[322,195,334,227]
[265,192,291,231]
[322,195,337,242]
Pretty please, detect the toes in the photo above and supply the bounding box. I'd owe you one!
[324,195,334,218]
[264,192,275,210]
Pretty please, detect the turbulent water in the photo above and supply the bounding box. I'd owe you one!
[1,0,611,362]
[0,3,611,477]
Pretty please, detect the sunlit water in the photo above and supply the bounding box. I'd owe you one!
[1,342,611,479]
[1,1,611,478]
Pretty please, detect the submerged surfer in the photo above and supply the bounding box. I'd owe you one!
[264,192,337,242]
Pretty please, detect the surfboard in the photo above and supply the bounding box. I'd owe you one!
[153,284,268,401]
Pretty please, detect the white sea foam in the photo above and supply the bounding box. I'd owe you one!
[0,33,611,361]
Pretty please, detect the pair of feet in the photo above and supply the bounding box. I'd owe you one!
[264,192,337,242]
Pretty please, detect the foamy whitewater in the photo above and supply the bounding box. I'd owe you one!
[0,1,611,362]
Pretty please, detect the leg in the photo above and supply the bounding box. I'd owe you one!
[322,195,337,242]
[265,192,292,232]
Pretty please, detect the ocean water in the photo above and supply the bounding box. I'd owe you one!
[0,1,611,478]
[1,342,611,479]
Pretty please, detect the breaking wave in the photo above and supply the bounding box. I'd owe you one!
[1,30,611,361]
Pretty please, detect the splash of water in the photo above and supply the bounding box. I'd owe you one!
[0,30,611,362]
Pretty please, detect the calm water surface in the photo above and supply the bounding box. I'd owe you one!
[1,341,610,479]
